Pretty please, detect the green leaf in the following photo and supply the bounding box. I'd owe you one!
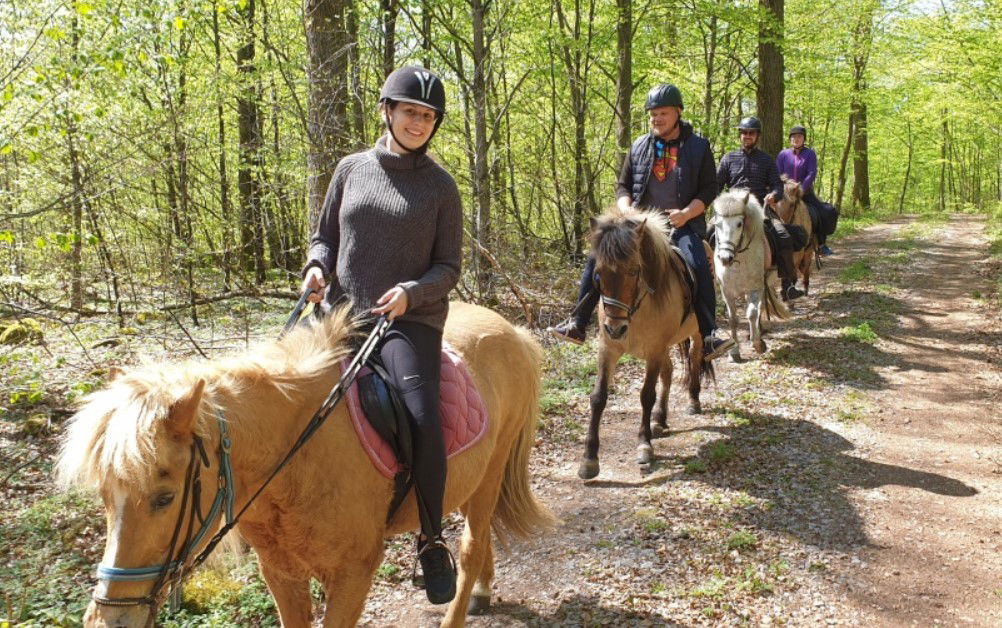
[2,84,13,102]
[34,236,47,249]
[74,2,95,16]
[174,16,186,31]
[0,143,11,155]
[0,230,15,244]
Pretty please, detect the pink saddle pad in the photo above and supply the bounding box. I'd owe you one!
[343,345,489,478]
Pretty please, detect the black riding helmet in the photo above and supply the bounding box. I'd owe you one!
[789,124,807,139]
[737,116,762,132]
[379,66,446,153]
[645,83,684,111]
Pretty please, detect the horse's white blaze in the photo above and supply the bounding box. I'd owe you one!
[93,488,128,597]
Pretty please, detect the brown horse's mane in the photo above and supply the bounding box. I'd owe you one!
[590,206,675,301]
[56,306,358,491]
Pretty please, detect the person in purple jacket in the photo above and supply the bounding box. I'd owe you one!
[777,125,836,256]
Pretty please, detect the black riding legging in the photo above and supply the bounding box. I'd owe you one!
[378,320,446,540]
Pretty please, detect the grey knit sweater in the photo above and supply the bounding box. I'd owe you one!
[305,136,463,331]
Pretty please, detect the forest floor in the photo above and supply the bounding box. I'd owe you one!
[1,213,1000,626]
[359,213,1002,627]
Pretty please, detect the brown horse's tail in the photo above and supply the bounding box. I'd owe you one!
[491,327,558,544]
[679,339,715,386]
[762,271,792,320]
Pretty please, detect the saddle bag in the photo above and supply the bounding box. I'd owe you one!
[819,201,839,237]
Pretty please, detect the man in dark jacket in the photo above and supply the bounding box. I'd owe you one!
[548,83,735,361]
[717,116,805,300]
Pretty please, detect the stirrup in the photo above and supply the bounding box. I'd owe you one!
[411,537,456,589]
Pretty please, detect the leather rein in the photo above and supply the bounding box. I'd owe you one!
[92,313,392,614]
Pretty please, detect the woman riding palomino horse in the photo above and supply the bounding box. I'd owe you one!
[578,207,714,480]
[302,65,462,604]
[57,303,555,627]
[773,176,817,296]
[711,189,791,361]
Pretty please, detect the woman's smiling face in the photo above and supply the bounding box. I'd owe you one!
[386,102,438,151]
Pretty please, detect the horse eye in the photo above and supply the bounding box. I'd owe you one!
[630,269,640,277]
[152,492,175,511]
[737,221,743,228]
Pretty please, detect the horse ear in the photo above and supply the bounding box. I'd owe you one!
[633,217,648,234]
[168,378,206,437]
[741,191,751,206]
[589,216,598,232]
[107,366,124,382]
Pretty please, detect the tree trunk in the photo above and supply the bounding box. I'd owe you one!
[851,99,870,211]
[614,0,632,168]
[212,4,233,290]
[238,0,265,282]
[471,0,493,298]
[898,119,912,214]
[67,13,84,311]
[835,115,853,211]
[756,0,784,158]
[381,0,397,77]
[305,0,350,232]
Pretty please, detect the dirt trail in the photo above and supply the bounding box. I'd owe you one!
[360,214,1001,627]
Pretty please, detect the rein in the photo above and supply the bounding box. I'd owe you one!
[92,313,392,612]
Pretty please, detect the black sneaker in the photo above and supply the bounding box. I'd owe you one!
[547,320,586,345]
[783,284,806,301]
[819,244,834,256]
[703,333,737,362]
[416,537,456,605]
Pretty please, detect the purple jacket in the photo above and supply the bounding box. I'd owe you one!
[776,146,817,194]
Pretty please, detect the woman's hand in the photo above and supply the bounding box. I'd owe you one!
[372,286,409,320]
[301,266,326,304]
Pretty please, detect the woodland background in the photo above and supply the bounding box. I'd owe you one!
[1,0,999,321]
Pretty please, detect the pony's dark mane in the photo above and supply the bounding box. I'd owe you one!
[590,207,674,299]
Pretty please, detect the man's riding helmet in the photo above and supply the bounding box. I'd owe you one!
[379,66,446,153]
[645,84,684,111]
[737,116,762,132]
[789,124,807,139]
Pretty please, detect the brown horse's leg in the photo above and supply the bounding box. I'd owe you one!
[579,348,617,480]
[637,358,661,466]
[468,541,494,615]
[319,542,384,628]
[651,357,673,437]
[257,560,312,628]
[802,244,814,295]
[443,476,504,627]
[686,337,703,415]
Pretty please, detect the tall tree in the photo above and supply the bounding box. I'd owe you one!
[756,0,784,157]
[304,0,351,230]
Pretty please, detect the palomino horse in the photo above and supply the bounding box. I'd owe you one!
[774,176,816,295]
[578,207,712,480]
[712,189,791,361]
[56,302,555,628]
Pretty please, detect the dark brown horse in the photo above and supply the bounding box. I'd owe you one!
[578,207,713,480]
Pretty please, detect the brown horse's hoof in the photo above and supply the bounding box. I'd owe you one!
[578,458,600,480]
[651,423,668,438]
[637,443,654,465]
[686,402,701,415]
[468,593,491,615]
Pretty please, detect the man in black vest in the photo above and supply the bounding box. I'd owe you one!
[549,83,735,361]
[717,116,805,300]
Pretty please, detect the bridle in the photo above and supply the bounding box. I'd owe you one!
[715,205,753,261]
[594,266,654,323]
[92,412,235,614]
[91,315,392,617]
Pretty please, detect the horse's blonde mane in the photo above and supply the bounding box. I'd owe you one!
[56,306,358,490]
[713,189,766,240]
[590,206,674,296]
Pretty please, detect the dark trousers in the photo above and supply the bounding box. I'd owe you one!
[763,214,798,284]
[671,224,716,338]
[378,320,445,539]
[572,223,716,338]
